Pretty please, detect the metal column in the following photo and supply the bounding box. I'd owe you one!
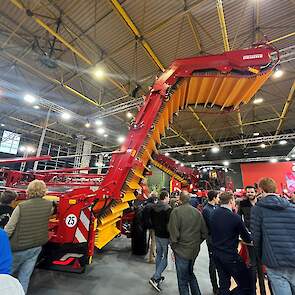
[80,140,93,173]
[74,135,85,168]
[33,107,51,171]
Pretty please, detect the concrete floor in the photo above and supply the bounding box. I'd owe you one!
[28,236,213,295]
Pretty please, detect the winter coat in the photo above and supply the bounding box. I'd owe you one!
[251,194,295,268]
[150,201,172,238]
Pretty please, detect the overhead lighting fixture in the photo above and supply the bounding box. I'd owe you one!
[0,124,5,127]
[61,112,71,120]
[224,168,228,173]
[185,141,190,145]
[126,112,133,119]
[270,158,278,163]
[253,132,260,136]
[285,157,291,161]
[97,128,105,135]
[260,143,266,149]
[191,164,195,168]
[211,146,220,153]
[33,105,40,109]
[291,154,295,158]
[180,163,184,167]
[95,119,103,126]
[103,134,108,138]
[85,122,90,128]
[175,160,180,165]
[202,154,206,158]
[202,168,208,173]
[273,68,283,79]
[279,140,287,145]
[223,161,230,166]
[164,152,170,156]
[188,151,192,156]
[253,149,258,153]
[94,68,105,79]
[117,136,125,144]
[253,97,264,105]
[24,93,37,104]
[19,145,35,153]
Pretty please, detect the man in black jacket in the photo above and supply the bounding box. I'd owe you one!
[202,190,219,294]
[149,191,171,292]
[238,185,258,294]
[0,190,17,228]
[251,178,295,295]
[210,192,253,295]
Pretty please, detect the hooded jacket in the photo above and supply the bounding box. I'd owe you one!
[251,194,295,269]
[150,201,172,238]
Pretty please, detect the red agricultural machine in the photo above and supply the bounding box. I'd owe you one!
[0,44,278,272]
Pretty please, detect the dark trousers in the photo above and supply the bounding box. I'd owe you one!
[207,241,219,292]
[214,254,253,295]
[174,253,201,295]
[247,245,257,295]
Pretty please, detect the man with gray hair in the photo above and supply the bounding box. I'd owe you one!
[168,191,207,295]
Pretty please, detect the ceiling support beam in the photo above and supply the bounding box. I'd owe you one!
[9,0,128,95]
[272,81,295,142]
[268,31,295,44]
[188,107,217,144]
[161,133,295,153]
[186,13,202,53]
[108,0,165,72]
[216,0,230,51]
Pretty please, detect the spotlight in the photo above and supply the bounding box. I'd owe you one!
[95,119,103,126]
[117,136,125,144]
[0,124,5,127]
[191,164,195,168]
[253,97,264,105]
[285,157,291,161]
[260,143,266,149]
[291,154,295,158]
[273,68,283,78]
[94,68,104,79]
[279,140,287,145]
[253,132,260,136]
[180,163,184,167]
[61,112,71,120]
[126,112,133,119]
[97,128,105,135]
[24,94,37,104]
[211,146,220,153]
[175,160,179,165]
[33,105,40,109]
[85,122,90,128]
[188,151,192,156]
[223,161,230,166]
[185,142,190,145]
[164,152,170,156]
[103,134,108,138]
[270,158,278,163]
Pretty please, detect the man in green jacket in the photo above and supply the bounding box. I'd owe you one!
[168,191,207,295]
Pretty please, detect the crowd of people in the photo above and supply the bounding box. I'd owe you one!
[143,178,295,295]
[0,180,53,294]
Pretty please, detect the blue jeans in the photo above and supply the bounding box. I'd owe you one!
[267,267,295,295]
[174,253,201,295]
[13,247,42,294]
[153,237,169,280]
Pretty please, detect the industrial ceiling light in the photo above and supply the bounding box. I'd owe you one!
[180,163,184,167]
[253,97,264,104]
[94,68,105,79]
[0,124,5,127]
[61,112,71,120]
[285,157,291,161]
[279,140,287,145]
[291,154,295,158]
[191,164,195,168]
[211,146,220,153]
[24,93,37,104]
[188,151,192,156]
[85,122,90,128]
[270,158,278,163]
[175,160,180,165]
[19,145,35,153]
[273,68,283,79]
[126,112,133,119]
[260,143,266,148]
[164,152,170,156]
[33,105,40,109]
[103,134,108,138]
[117,136,125,144]
[185,142,190,145]
[97,128,105,135]
[253,132,260,136]
[223,160,230,166]
[95,119,103,126]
